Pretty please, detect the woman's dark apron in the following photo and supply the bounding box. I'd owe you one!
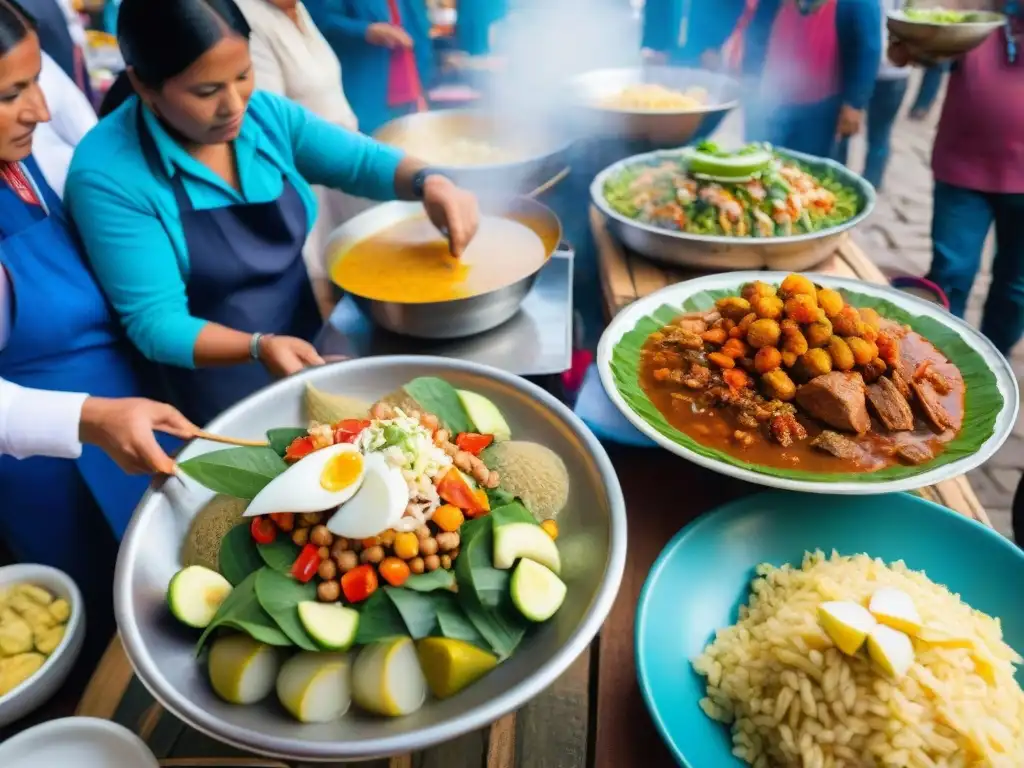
[0,156,166,618]
[136,105,322,426]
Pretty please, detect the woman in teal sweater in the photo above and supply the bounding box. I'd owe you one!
[67,0,478,425]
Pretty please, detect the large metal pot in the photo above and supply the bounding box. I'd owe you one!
[373,109,572,195]
[565,66,740,147]
[326,196,563,339]
[590,147,876,271]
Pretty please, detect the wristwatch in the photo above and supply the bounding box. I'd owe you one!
[411,168,447,199]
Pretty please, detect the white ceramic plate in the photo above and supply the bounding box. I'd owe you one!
[0,717,159,768]
[597,271,1019,494]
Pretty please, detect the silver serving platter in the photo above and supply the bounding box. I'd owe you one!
[324,196,563,340]
[590,147,876,271]
[373,109,572,195]
[114,357,627,762]
[565,66,740,145]
[887,9,1007,60]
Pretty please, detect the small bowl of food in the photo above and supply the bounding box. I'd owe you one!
[0,564,84,727]
[887,6,1007,60]
[115,356,626,761]
[567,65,741,146]
[636,489,1024,767]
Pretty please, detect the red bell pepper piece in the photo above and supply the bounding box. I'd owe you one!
[333,419,371,444]
[291,543,321,583]
[436,467,488,516]
[269,513,295,532]
[341,564,378,603]
[284,435,316,463]
[455,432,494,456]
[250,516,277,544]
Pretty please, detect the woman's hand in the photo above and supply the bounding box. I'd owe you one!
[258,335,325,378]
[422,175,480,258]
[836,104,864,137]
[79,397,197,475]
[366,23,414,49]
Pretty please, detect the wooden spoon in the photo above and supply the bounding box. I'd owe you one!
[190,430,270,448]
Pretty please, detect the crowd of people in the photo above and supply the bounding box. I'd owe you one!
[0,0,1021,610]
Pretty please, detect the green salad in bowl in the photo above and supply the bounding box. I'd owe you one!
[602,142,862,240]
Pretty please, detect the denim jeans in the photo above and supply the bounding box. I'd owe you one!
[747,94,844,159]
[910,64,947,113]
[927,181,1024,355]
[835,77,910,189]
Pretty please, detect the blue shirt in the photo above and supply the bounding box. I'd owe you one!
[65,90,405,369]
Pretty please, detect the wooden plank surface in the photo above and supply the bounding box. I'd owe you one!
[590,205,989,526]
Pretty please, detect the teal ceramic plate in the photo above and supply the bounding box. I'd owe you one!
[635,490,1024,767]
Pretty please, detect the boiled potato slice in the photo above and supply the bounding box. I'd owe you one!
[9,595,56,630]
[0,615,33,656]
[0,652,46,695]
[15,585,54,606]
[48,599,71,624]
[34,625,66,655]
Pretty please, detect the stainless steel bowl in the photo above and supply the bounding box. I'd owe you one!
[566,66,740,146]
[326,196,563,340]
[114,357,627,762]
[373,109,572,195]
[887,9,1007,60]
[590,147,876,271]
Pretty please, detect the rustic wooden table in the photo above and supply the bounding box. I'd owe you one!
[8,214,992,767]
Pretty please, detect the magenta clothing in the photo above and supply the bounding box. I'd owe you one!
[385,0,422,107]
[932,29,1024,194]
[761,0,841,105]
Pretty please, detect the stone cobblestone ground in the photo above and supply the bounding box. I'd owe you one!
[844,72,1019,537]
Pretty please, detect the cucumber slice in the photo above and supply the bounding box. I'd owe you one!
[685,149,773,179]
[492,522,561,573]
[510,558,567,622]
[167,565,233,629]
[297,601,360,651]
[456,390,512,442]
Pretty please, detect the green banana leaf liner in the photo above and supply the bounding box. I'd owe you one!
[609,287,1003,483]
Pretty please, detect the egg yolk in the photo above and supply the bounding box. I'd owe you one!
[320,451,364,492]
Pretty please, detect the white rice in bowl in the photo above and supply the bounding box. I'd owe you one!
[692,550,1024,767]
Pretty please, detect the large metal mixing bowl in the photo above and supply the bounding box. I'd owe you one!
[114,356,626,762]
[887,9,1007,60]
[590,147,876,271]
[373,109,572,195]
[325,196,563,340]
[566,66,740,147]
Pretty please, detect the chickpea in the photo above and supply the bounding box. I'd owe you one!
[846,336,878,367]
[781,325,809,368]
[858,307,882,330]
[471,460,491,486]
[393,532,419,560]
[317,580,341,602]
[746,318,781,349]
[436,532,460,552]
[751,295,784,320]
[317,546,330,560]
[318,559,338,581]
[330,538,349,558]
[420,412,440,431]
[419,537,439,557]
[360,545,385,564]
[449,547,460,560]
[761,369,797,402]
[378,529,396,547]
[805,319,833,348]
[828,336,855,371]
[435,428,449,444]
[783,294,820,325]
[754,346,782,374]
[817,287,845,318]
[440,554,453,570]
[715,296,752,322]
[409,556,426,574]
[310,525,333,547]
[415,525,432,541]
[741,280,776,301]
[486,470,501,489]
[291,527,310,547]
[800,348,833,378]
[424,554,441,572]
[336,550,359,572]
[370,401,394,420]
[831,305,863,337]
[298,512,322,527]
[779,273,816,299]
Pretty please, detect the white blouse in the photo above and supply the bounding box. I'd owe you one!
[0,52,96,460]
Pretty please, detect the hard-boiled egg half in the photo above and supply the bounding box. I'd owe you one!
[244,443,365,518]
[326,452,408,539]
